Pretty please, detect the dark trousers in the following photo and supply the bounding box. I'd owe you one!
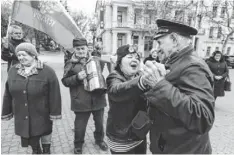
[74,108,104,147]
[110,139,147,154]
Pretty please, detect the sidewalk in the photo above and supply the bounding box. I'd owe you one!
[1,53,234,154]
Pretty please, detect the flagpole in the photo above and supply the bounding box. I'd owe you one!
[6,16,12,38]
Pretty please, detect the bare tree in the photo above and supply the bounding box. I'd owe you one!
[130,0,197,38]
[200,0,234,53]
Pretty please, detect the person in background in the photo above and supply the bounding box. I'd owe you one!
[1,43,62,154]
[206,50,229,100]
[141,19,215,153]
[87,42,93,56]
[106,45,148,154]
[143,48,160,64]
[1,25,25,71]
[62,38,108,154]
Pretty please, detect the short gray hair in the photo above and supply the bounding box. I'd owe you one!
[8,25,23,35]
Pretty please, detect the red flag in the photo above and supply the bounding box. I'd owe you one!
[11,0,84,49]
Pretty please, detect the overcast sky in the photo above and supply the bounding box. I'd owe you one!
[67,0,97,17]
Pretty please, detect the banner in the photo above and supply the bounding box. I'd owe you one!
[11,0,84,49]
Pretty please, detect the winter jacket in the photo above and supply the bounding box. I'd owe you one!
[61,57,107,112]
[145,45,215,154]
[106,70,147,141]
[206,57,229,97]
[1,61,62,138]
[1,37,25,71]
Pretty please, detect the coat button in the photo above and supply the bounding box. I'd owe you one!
[25,103,27,106]
[23,90,26,94]
[25,116,28,119]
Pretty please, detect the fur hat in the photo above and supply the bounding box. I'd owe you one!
[15,43,38,57]
[73,38,87,47]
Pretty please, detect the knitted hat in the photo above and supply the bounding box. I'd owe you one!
[116,45,140,63]
[73,38,87,47]
[15,42,38,57]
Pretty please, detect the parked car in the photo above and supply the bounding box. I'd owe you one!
[224,55,234,68]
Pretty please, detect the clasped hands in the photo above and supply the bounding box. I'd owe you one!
[141,61,168,88]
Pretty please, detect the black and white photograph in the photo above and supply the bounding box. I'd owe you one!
[1,0,234,154]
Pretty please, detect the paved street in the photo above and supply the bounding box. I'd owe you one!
[1,52,234,154]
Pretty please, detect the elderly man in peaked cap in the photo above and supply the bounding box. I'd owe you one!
[140,19,215,153]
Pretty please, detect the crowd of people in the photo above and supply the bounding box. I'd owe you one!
[1,19,231,154]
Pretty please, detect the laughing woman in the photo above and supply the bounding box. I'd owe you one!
[106,45,148,154]
[1,43,62,154]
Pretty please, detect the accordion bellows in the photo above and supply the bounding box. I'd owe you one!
[84,56,107,92]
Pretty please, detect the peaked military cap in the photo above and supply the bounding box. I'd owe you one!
[73,38,87,47]
[154,19,198,40]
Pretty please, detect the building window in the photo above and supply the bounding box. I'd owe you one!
[217,27,222,38]
[144,14,151,24]
[174,10,184,21]
[209,27,214,38]
[212,6,218,17]
[187,16,192,26]
[198,15,202,29]
[220,7,226,18]
[215,47,219,51]
[117,33,124,48]
[227,47,231,55]
[232,6,234,18]
[133,36,139,45]
[206,46,211,57]
[134,12,137,24]
[117,11,123,24]
[144,36,153,51]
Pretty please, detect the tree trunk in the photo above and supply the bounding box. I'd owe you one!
[222,31,234,54]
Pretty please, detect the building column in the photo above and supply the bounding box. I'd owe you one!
[127,32,132,45]
[112,31,117,54]
[112,5,117,27]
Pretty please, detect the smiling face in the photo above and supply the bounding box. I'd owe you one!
[16,51,35,67]
[120,53,140,76]
[74,45,88,58]
[156,34,176,59]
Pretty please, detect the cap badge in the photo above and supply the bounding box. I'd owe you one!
[129,46,135,53]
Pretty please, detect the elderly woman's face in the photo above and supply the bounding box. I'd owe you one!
[214,53,222,62]
[16,51,35,67]
[74,45,88,58]
[120,53,140,76]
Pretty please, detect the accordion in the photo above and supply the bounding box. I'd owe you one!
[83,56,107,92]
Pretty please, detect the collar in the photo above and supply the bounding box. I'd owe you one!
[15,60,44,78]
[164,45,194,67]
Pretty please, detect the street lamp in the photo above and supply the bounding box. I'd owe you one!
[89,24,97,49]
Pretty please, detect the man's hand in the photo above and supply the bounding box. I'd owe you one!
[141,61,166,88]
[77,70,87,80]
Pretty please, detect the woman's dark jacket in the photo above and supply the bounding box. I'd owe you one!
[1,37,25,71]
[61,58,107,112]
[1,62,62,138]
[106,70,147,141]
[206,57,229,97]
[145,46,215,153]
